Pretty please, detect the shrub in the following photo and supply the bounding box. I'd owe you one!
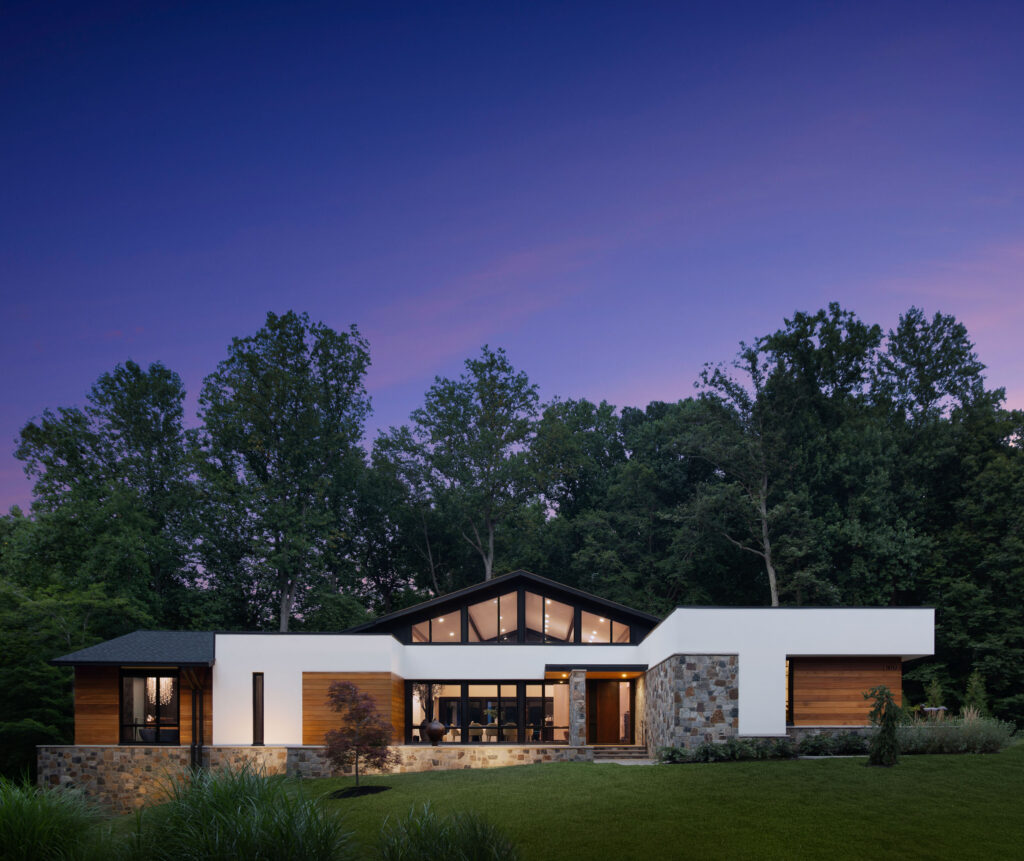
[963,670,990,716]
[832,732,869,755]
[865,685,900,766]
[379,803,519,861]
[0,776,113,861]
[895,716,1016,755]
[797,734,837,756]
[661,738,795,763]
[658,746,688,764]
[134,763,355,861]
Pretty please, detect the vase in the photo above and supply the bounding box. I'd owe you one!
[422,719,445,745]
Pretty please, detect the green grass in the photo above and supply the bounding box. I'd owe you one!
[307,743,1024,861]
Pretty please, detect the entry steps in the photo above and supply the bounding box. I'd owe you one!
[592,745,651,762]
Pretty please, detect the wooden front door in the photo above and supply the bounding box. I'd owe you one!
[586,681,623,744]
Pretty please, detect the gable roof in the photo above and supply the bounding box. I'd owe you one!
[346,569,662,634]
[51,631,215,667]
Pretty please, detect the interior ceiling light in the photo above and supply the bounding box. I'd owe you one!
[438,617,444,623]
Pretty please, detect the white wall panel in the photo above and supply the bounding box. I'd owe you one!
[212,608,934,744]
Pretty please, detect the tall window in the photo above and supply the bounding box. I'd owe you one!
[412,612,462,643]
[121,671,179,744]
[524,593,574,642]
[467,592,518,642]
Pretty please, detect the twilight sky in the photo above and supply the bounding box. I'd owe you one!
[2,1,1023,513]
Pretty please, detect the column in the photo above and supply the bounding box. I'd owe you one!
[568,669,587,747]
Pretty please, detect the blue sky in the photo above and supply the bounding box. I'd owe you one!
[2,1,1023,511]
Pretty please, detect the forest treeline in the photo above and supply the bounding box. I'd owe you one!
[2,304,1022,775]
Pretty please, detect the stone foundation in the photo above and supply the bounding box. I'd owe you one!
[38,744,593,811]
[642,654,739,753]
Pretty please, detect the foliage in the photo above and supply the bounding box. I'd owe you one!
[796,732,868,756]
[924,677,945,708]
[865,685,901,766]
[963,669,989,716]
[0,777,115,861]
[196,311,371,631]
[378,802,519,861]
[322,681,399,787]
[400,346,540,582]
[135,764,355,861]
[660,737,796,763]
[895,716,1016,755]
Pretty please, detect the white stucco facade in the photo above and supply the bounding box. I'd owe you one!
[211,607,934,745]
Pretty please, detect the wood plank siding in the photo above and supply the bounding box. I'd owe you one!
[302,672,405,745]
[180,668,213,746]
[74,666,120,744]
[73,666,212,745]
[790,657,902,725]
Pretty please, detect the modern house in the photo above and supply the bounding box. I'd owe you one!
[40,570,934,810]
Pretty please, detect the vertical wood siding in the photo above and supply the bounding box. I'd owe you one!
[790,657,902,725]
[74,667,120,745]
[302,672,405,745]
[180,668,213,745]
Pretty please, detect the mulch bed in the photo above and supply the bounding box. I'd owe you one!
[329,785,392,799]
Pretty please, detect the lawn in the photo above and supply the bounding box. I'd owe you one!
[308,744,1024,861]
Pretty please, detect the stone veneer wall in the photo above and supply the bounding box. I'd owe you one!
[642,654,739,753]
[39,744,592,811]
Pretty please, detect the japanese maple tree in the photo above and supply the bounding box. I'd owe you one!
[323,681,399,786]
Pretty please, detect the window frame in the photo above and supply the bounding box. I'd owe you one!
[118,668,181,745]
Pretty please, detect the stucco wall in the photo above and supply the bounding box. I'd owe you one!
[208,608,932,745]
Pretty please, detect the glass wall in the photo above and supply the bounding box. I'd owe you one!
[120,672,179,744]
[408,589,638,645]
[467,592,518,642]
[408,680,570,744]
[412,613,462,643]
[524,593,574,642]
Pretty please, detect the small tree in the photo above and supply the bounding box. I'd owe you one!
[924,677,944,709]
[963,669,989,716]
[864,685,900,767]
[323,681,399,786]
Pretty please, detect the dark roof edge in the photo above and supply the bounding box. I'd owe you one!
[345,569,662,632]
[51,659,213,667]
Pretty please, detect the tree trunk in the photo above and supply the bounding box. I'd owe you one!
[484,519,494,580]
[279,581,293,632]
[354,755,360,787]
[758,475,779,607]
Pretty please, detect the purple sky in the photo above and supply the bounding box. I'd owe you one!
[3,1,1023,513]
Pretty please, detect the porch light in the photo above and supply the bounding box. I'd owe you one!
[449,632,455,637]
[439,617,444,622]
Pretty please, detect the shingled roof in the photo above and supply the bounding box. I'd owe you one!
[51,631,215,667]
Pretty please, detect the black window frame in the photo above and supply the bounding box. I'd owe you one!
[403,586,638,646]
[405,679,573,744]
[119,668,181,745]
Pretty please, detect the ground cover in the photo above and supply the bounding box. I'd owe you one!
[310,742,1024,861]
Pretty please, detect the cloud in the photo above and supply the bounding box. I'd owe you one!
[360,236,602,389]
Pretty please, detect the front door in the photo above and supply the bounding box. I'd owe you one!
[586,680,632,744]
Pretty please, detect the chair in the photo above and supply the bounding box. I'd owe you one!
[469,722,483,742]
